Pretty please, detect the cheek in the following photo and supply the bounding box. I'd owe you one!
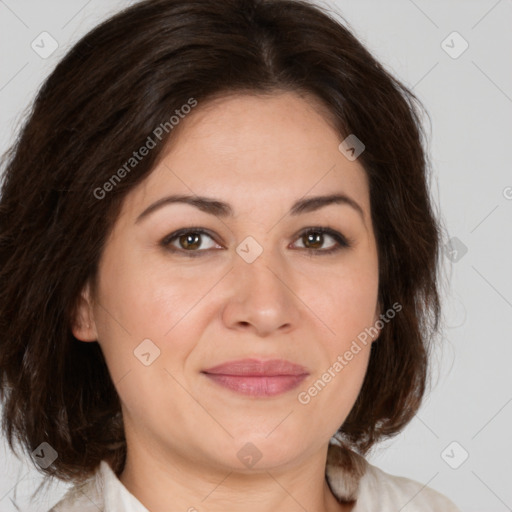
[296,330,372,439]
[92,244,218,380]
[302,259,379,345]
[315,263,378,419]
[94,241,194,338]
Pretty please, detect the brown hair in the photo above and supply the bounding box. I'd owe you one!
[0,0,441,487]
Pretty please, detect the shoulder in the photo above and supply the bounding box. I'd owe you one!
[48,460,148,512]
[355,462,461,511]
[48,465,105,512]
[325,443,460,511]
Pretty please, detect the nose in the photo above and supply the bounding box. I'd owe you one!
[221,248,301,337]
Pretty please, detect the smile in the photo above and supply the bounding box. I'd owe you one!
[201,358,310,397]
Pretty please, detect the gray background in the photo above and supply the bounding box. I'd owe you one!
[1,0,511,510]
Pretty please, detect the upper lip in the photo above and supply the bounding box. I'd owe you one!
[202,358,309,377]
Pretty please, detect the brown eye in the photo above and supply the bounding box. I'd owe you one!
[161,228,221,256]
[178,232,202,250]
[302,231,324,249]
[292,227,350,254]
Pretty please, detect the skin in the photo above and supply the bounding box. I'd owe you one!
[73,91,381,512]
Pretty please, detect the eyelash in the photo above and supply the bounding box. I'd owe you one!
[160,226,351,257]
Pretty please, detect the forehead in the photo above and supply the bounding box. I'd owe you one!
[165,91,343,161]
[122,92,370,222]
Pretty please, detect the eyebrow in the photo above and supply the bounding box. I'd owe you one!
[135,193,365,224]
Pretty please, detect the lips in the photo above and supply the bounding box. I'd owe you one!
[203,358,309,376]
[201,358,309,397]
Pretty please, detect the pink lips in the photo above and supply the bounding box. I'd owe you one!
[202,358,309,397]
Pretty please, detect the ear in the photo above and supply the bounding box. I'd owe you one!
[71,281,98,342]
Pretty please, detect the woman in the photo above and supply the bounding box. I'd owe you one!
[0,0,460,510]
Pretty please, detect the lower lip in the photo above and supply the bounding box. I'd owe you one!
[203,373,308,397]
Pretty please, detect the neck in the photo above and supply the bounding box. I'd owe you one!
[118,438,354,512]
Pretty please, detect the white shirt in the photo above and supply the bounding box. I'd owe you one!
[49,457,461,511]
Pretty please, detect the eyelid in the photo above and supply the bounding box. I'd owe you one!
[291,226,351,253]
[160,227,224,254]
[160,227,220,245]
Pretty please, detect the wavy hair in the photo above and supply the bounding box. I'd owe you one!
[0,0,441,487]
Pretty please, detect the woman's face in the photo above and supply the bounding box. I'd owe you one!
[74,91,380,472]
